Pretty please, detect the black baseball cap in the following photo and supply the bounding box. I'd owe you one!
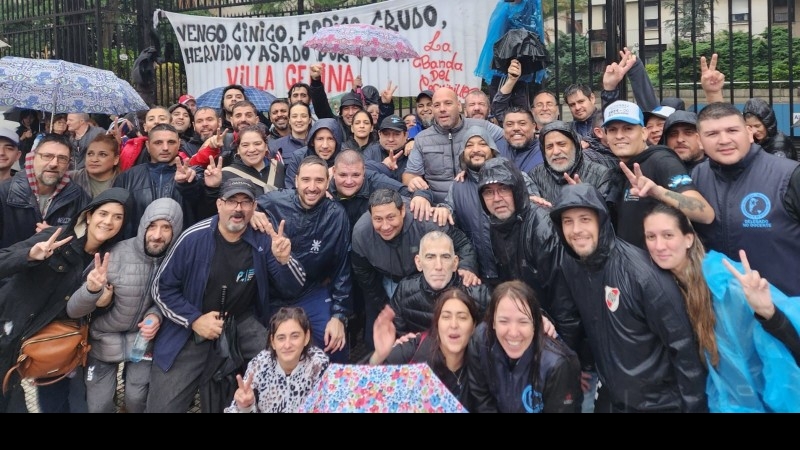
[220,178,256,200]
[379,115,407,132]
[416,90,433,103]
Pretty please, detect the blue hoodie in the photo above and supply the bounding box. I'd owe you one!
[283,118,343,189]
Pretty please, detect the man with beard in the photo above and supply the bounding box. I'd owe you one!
[0,133,90,249]
[528,121,617,207]
[403,87,505,204]
[190,100,261,168]
[500,106,543,173]
[464,89,491,121]
[255,156,352,363]
[183,106,221,157]
[148,178,304,413]
[363,115,410,182]
[266,99,290,146]
[219,84,246,132]
[660,110,706,172]
[115,124,201,239]
[66,197,184,413]
[407,90,435,139]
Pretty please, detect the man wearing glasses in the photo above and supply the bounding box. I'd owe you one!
[0,133,90,249]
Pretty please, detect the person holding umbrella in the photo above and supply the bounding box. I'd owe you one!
[224,307,329,413]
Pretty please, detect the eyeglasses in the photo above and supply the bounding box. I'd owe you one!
[481,185,513,198]
[37,153,70,165]
[223,199,254,209]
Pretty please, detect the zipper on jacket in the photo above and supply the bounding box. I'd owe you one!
[449,132,455,176]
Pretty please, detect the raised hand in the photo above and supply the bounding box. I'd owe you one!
[723,249,775,319]
[28,227,73,261]
[174,156,196,184]
[204,156,223,188]
[700,53,725,102]
[563,172,582,185]
[233,374,255,411]
[507,58,522,79]
[86,252,111,293]
[603,47,637,91]
[310,63,323,81]
[620,161,657,198]
[109,119,123,147]
[381,80,398,104]
[266,219,292,265]
[204,128,228,150]
[369,305,397,365]
[382,148,403,171]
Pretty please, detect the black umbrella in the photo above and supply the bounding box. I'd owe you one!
[491,28,550,76]
[198,286,244,413]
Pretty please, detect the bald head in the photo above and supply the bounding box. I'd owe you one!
[432,88,463,130]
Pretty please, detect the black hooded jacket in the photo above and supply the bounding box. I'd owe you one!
[549,183,708,412]
[743,98,797,161]
[284,118,343,189]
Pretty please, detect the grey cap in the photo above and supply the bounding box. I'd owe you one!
[416,90,434,103]
[220,177,256,200]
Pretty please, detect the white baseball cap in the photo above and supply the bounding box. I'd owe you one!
[603,101,645,127]
[0,127,19,145]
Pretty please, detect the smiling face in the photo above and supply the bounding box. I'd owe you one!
[415,236,458,291]
[464,91,489,120]
[193,108,220,140]
[698,114,753,166]
[269,102,289,132]
[237,130,268,169]
[604,121,649,162]
[644,212,693,273]
[295,162,328,209]
[0,139,20,173]
[216,193,255,234]
[462,135,493,171]
[312,128,337,161]
[170,107,191,133]
[341,105,361,127]
[560,207,600,259]
[744,115,767,141]
[370,202,405,241]
[232,105,259,131]
[646,116,667,144]
[416,96,434,126]
[543,130,576,172]
[333,160,365,198]
[85,202,125,249]
[289,104,311,136]
[437,298,475,359]
[532,92,559,127]
[503,111,535,152]
[270,318,311,373]
[493,295,534,359]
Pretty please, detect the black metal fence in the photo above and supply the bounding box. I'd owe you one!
[1,0,797,136]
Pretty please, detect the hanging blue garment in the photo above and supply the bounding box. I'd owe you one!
[702,250,800,412]
[475,0,547,85]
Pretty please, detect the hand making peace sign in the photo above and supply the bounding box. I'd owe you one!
[174,156,197,184]
[86,251,112,293]
[381,80,398,104]
[204,156,224,188]
[233,374,255,411]
[28,227,73,261]
[265,219,292,265]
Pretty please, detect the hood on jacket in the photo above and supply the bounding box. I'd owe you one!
[136,197,184,252]
[307,118,344,166]
[549,183,614,267]
[338,92,364,115]
[477,157,529,219]
[538,120,583,174]
[72,187,132,248]
[658,110,697,145]
[660,97,686,111]
[742,98,778,139]
[360,85,380,105]
[461,126,500,171]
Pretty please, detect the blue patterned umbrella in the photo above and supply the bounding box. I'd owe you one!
[0,56,148,115]
[194,86,277,113]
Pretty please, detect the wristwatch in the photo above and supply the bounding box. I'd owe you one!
[332,313,348,328]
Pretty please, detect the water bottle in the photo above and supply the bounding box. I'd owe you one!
[129,318,154,362]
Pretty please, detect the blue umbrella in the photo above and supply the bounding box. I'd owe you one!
[0,56,148,116]
[194,86,277,113]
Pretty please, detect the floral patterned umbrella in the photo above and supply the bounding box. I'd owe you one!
[0,56,148,116]
[298,363,467,413]
[303,23,419,73]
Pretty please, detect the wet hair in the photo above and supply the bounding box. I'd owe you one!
[194,106,219,119]
[368,188,403,212]
[221,84,246,110]
[88,133,121,157]
[288,82,311,99]
[235,123,270,158]
[563,84,593,100]
[269,99,290,115]
[267,306,314,360]
[426,287,481,381]
[644,203,718,366]
[351,108,374,127]
[232,100,258,115]
[289,101,311,116]
[169,103,195,123]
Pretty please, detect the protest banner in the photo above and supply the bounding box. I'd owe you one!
[158,0,495,99]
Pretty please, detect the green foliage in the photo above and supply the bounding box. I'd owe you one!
[155,62,187,106]
[663,0,716,40]
[542,0,589,20]
[545,31,595,90]
[646,26,800,87]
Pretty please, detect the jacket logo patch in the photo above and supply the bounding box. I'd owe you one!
[741,193,772,228]
[667,174,693,189]
[56,217,71,224]
[310,239,322,253]
[605,285,620,312]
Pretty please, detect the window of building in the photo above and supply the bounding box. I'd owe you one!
[773,0,793,23]
[642,43,667,66]
[568,13,584,34]
[731,0,750,22]
[644,1,660,29]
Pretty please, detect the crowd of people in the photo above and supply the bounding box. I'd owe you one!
[0,46,799,414]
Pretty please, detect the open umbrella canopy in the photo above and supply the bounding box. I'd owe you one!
[299,363,467,413]
[0,56,148,115]
[304,23,419,61]
[194,85,277,113]
[491,28,549,76]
